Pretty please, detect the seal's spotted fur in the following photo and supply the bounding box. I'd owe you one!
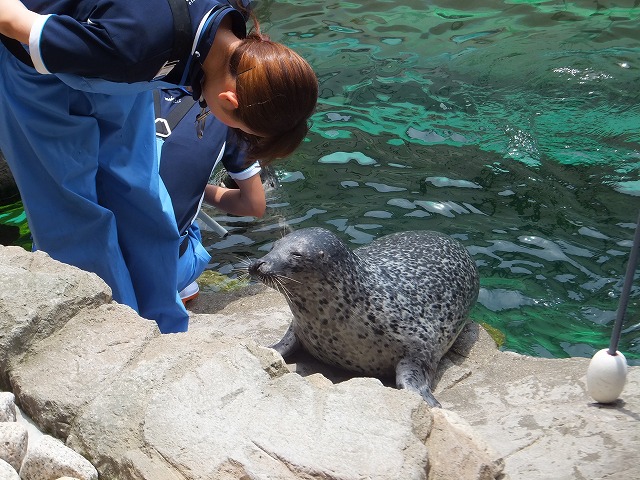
[248,227,479,407]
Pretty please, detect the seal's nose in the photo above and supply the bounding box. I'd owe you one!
[248,260,265,276]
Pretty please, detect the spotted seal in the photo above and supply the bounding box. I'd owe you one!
[248,227,480,407]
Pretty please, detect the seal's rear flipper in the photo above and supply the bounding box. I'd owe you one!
[395,358,442,408]
[268,323,300,358]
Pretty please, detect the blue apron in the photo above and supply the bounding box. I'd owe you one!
[0,47,188,333]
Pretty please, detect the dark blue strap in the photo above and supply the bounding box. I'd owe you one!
[153,90,196,137]
[165,0,192,66]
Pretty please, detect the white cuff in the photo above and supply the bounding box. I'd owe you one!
[228,161,261,181]
[29,14,53,74]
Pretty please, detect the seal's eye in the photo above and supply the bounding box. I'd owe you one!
[291,252,303,258]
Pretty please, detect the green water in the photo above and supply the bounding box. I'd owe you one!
[1,0,639,363]
[0,202,31,251]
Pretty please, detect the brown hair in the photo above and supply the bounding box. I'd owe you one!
[229,28,318,165]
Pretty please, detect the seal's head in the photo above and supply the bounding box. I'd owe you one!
[248,227,355,289]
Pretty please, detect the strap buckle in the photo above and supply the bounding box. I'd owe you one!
[155,118,172,138]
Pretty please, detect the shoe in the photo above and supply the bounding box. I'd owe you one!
[179,281,199,305]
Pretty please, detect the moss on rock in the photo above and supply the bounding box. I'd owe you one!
[196,270,250,292]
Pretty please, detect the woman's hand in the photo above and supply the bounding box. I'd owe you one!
[0,0,42,43]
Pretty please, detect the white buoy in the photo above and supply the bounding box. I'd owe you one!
[586,210,639,404]
[586,349,628,404]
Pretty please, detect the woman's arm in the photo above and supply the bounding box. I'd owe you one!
[203,173,266,218]
[1,1,175,81]
[0,0,42,43]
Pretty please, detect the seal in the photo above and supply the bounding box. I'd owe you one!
[248,227,480,407]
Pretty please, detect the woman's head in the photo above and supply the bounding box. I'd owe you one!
[229,32,318,164]
[202,21,318,165]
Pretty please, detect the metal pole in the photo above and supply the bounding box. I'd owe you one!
[608,210,640,355]
[197,210,229,238]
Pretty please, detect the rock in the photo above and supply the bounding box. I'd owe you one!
[10,303,158,440]
[427,409,504,480]
[435,327,640,480]
[0,391,16,422]
[0,246,112,390]
[0,458,20,480]
[2,244,639,480]
[141,373,430,480]
[64,332,432,480]
[0,422,28,472]
[19,435,97,480]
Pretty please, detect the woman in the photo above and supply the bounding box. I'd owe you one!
[155,87,267,304]
[0,0,318,333]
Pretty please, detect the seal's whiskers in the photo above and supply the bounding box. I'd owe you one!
[233,255,252,270]
[274,274,302,285]
[232,256,257,281]
[268,275,295,302]
[235,271,251,283]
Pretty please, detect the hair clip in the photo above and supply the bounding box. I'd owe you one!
[237,66,255,76]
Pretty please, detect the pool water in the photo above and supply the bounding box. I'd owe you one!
[1,0,639,363]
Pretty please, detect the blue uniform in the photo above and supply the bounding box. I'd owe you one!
[156,88,260,291]
[0,1,247,333]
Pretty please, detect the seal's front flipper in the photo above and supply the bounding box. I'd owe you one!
[395,357,442,408]
[268,323,300,358]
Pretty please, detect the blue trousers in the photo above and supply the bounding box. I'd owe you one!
[177,222,212,292]
[0,46,189,333]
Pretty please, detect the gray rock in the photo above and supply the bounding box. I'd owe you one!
[10,303,158,440]
[141,365,430,480]
[434,328,640,480]
[0,391,16,422]
[0,458,20,480]
[0,422,28,472]
[64,331,432,480]
[0,247,111,389]
[2,244,639,480]
[427,408,504,480]
[19,435,97,480]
